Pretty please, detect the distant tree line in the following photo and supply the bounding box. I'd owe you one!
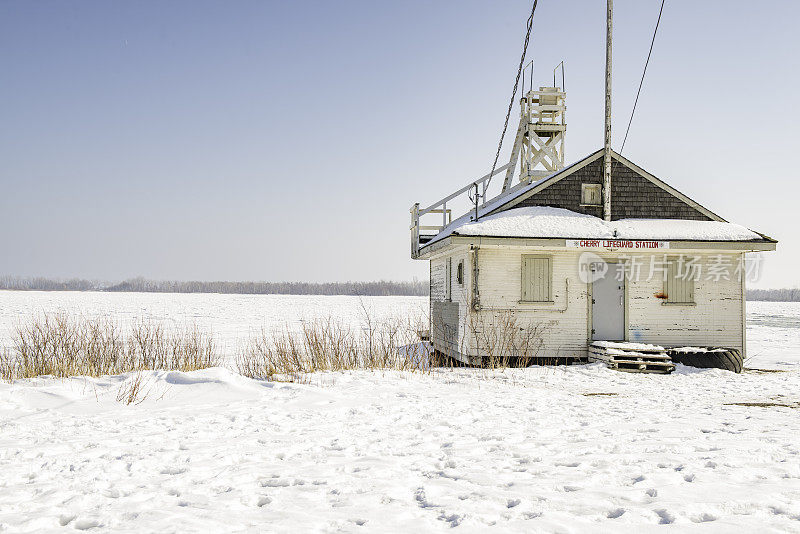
[746,288,800,302]
[0,276,104,292]
[5,275,796,300]
[0,276,429,296]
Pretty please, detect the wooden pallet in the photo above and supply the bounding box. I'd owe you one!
[588,342,675,374]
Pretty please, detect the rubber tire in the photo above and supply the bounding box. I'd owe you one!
[669,348,743,373]
[707,349,743,373]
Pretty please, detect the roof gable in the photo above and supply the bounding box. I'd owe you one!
[488,150,725,222]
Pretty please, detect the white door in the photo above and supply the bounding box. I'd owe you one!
[592,262,625,341]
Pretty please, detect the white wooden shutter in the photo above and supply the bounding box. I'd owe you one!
[665,258,694,304]
[522,255,552,302]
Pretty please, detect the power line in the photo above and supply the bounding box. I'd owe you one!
[620,0,665,154]
[477,0,538,209]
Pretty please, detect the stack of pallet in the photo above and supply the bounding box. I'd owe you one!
[589,341,675,374]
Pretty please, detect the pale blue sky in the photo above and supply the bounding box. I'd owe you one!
[1,0,797,287]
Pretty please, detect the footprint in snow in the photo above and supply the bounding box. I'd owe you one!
[256,496,271,507]
[73,518,101,530]
[259,478,290,488]
[645,488,658,498]
[160,466,187,475]
[507,499,521,508]
[691,512,717,523]
[683,474,696,482]
[607,508,626,519]
[414,487,436,509]
[655,509,675,525]
[438,512,462,527]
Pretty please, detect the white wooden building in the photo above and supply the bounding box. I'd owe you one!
[410,86,776,368]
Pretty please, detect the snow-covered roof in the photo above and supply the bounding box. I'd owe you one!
[416,149,776,253]
[438,206,763,242]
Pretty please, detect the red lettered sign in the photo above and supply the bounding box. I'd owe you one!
[566,239,669,249]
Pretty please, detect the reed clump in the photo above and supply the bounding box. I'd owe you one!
[236,316,429,380]
[466,310,546,369]
[0,313,217,381]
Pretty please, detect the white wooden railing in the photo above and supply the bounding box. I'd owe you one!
[410,162,514,257]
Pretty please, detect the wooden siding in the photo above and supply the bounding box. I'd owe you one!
[430,249,471,358]
[510,158,713,221]
[430,257,447,303]
[430,247,746,362]
[431,301,459,356]
[465,248,589,359]
[627,252,744,353]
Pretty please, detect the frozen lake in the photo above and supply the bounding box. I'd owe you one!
[0,291,428,362]
[744,301,800,369]
[0,291,798,369]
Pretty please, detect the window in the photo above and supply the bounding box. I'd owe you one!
[456,261,464,285]
[664,257,695,305]
[521,255,552,302]
[445,258,452,301]
[581,183,602,206]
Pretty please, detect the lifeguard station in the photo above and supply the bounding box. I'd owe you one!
[410,7,776,373]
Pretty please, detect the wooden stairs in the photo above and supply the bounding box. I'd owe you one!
[589,341,675,374]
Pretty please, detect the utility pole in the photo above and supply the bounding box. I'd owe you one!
[603,0,613,221]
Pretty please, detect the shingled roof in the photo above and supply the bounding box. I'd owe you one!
[420,149,775,250]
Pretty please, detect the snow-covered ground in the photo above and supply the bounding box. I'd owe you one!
[1,292,799,532]
[2,366,799,532]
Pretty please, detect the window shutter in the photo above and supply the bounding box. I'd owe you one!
[581,184,602,206]
[522,256,552,302]
[664,257,694,304]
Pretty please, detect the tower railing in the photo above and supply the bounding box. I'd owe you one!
[410,161,538,257]
[411,80,566,258]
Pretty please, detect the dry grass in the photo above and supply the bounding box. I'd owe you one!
[236,316,429,380]
[1,307,551,386]
[724,401,800,409]
[465,311,546,368]
[0,313,217,381]
[116,371,151,405]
